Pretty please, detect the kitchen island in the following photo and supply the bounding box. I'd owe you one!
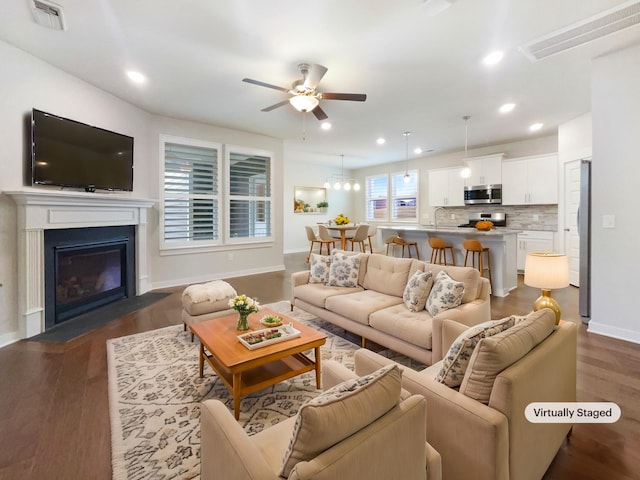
[379,225,521,297]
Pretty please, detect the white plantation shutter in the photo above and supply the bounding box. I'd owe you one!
[365,174,389,221]
[162,138,221,246]
[391,170,418,221]
[227,149,273,241]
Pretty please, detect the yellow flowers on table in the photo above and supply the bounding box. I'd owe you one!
[229,294,260,331]
[334,213,350,225]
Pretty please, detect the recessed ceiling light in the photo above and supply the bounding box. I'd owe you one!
[321,122,331,130]
[414,147,423,154]
[499,103,516,113]
[376,137,386,145]
[483,51,504,66]
[529,123,544,132]
[126,70,147,84]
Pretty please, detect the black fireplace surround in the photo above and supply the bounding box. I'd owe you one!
[44,225,136,329]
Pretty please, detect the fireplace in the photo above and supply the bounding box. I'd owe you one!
[44,226,136,328]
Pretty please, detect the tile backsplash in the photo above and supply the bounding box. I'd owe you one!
[432,204,557,231]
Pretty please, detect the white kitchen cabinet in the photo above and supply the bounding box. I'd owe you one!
[502,154,558,205]
[516,230,555,271]
[429,167,465,206]
[464,153,504,186]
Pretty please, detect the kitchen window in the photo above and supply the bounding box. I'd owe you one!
[365,174,388,221]
[391,170,418,222]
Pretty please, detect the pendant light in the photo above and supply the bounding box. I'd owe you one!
[460,115,472,179]
[324,155,360,191]
[403,131,411,183]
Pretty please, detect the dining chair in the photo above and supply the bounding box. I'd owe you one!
[346,224,370,252]
[367,224,378,253]
[305,226,335,262]
[317,225,339,251]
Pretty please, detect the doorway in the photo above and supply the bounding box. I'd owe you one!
[563,160,581,286]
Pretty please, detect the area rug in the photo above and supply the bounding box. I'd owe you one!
[107,301,424,479]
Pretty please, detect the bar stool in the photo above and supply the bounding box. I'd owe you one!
[395,236,420,259]
[429,237,455,265]
[463,239,492,287]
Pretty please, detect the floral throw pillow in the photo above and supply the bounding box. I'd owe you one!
[308,254,331,284]
[327,251,361,288]
[426,270,465,317]
[434,316,516,387]
[403,270,434,312]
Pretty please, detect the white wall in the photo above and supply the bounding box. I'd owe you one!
[0,40,284,343]
[589,44,640,343]
[283,153,357,253]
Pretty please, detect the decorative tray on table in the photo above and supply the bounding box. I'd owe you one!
[237,324,301,350]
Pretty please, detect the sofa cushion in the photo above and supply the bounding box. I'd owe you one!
[434,316,517,387]
[460,308,556,404]
[362,254,413,297]
[325,290,403,326]
[423,264,481,304]
[308,254,331,284]
[328,251,361,287]
[403,270,434,312]
[294,283,364,309]
[426,271,465,316]
[369,305,434,349]
[280,364,402,477]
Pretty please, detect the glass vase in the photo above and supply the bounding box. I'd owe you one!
[236,311,250,331]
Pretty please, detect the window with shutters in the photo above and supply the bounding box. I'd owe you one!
[391,170,418,221]
[161,136,221,249]
[226,147,273,243]
[365,174,389,221]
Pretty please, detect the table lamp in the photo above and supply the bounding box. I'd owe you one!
[524,252,570,324]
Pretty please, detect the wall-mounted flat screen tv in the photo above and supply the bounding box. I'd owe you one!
[31,109,134,192]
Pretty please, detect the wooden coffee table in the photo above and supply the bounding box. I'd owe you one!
[189,307,327,419]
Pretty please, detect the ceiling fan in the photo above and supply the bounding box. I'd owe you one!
[242,63,366,121]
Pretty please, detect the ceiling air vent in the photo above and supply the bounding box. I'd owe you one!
[519,0,640,61]
[31,0,67,31]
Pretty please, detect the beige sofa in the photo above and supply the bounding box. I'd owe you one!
[200,360,442,480]
[350,309,578,480]
[291,252,491,365]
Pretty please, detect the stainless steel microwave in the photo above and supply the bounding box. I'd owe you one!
[464,184,502,205]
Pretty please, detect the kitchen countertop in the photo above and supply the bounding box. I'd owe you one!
[377,225,522,236]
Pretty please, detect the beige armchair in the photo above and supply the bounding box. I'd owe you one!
[200,360,442,480]
[351,309,578,480]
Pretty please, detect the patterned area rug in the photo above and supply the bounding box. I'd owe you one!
[107,301,424,479]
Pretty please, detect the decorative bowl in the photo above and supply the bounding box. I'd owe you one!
[475,220,494,231]
[260,315,283,327]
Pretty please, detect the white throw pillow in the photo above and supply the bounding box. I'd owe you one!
[308,254,331,284]
[327,251,361,287]
[426,270,465,316]
[403,270,434,312]
[434,317,516,387]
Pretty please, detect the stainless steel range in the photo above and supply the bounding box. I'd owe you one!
[458,212,507,228]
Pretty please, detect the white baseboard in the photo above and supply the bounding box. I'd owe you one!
[587,321,640,345]
[151,264,286,290]
[0,330,22,348]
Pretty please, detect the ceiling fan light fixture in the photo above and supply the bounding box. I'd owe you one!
[289,95,319,112]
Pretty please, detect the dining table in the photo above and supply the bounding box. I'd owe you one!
[326,224,359,250]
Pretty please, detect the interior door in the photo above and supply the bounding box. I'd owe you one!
[564,160,581,286]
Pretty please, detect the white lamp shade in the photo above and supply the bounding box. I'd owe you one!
[289,95,319,112]
[524,252,570,289]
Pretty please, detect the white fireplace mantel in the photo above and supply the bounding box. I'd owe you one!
[7,189,156,338]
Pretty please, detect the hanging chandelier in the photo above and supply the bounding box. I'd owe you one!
[323,154,360,191]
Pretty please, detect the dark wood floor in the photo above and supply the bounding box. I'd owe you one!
[0,252,638,480]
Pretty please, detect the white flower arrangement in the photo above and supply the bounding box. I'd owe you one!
[228,294,260,315]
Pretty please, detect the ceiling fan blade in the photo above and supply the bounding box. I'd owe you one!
[312,106,328,121]
[322,92,367,102]
[261,99,290,112]
[303,64,328,90]
[242,78,289,92]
